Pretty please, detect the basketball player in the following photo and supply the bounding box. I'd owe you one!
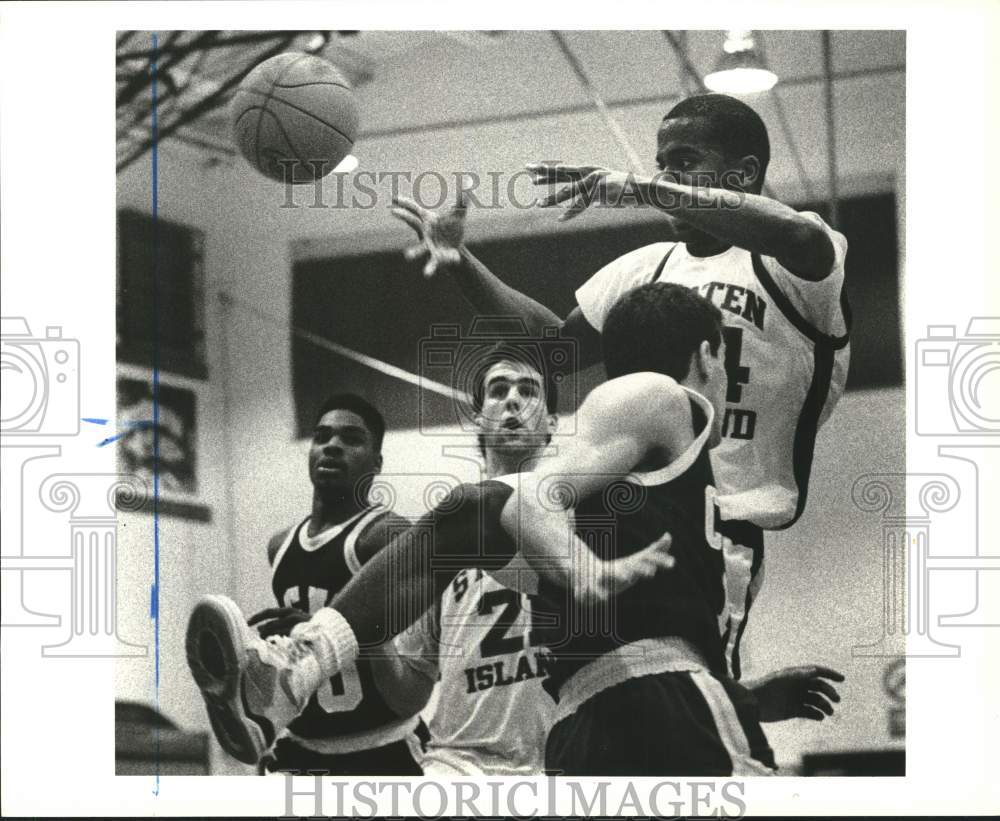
[389,92,851,679]
[502,283,766,774]
[187,393,424,775]
[371,345,559,776]
[186,288,840,773]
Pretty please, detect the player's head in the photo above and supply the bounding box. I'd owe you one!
[467,342,558,462]
[656,93,770,195]
[603,283,728,439]
[309,393,385,500]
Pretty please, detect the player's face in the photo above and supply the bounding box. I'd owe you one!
[308,409,381,494]
[476,361,554,453]
[655,117,743,242]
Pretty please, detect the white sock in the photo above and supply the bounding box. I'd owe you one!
[291,607,359,677]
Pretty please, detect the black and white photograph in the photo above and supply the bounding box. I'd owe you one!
[115,27,904,779]
[1,4,998,818]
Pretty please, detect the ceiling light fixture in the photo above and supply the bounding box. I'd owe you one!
[704,30,778,94]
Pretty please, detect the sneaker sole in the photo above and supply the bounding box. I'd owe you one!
[185,595,270,765]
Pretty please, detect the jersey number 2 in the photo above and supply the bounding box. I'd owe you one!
[478,589,545,658]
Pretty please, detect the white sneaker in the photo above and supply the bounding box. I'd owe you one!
[185,594,326,764]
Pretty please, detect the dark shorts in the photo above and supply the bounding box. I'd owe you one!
[260,734,424,776]
[545,670,775,776]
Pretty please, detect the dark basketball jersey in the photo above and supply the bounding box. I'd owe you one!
[270,506,407,741]
[537,390,727,698]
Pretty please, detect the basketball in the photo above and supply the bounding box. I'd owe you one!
[230,52,359,184]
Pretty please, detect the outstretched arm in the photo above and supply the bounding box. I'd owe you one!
[390,195,604,367]
[529,164,836,281]
[500,372,690,602]
[324,481,528,649]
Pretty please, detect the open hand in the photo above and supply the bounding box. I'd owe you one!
[746,665,845,723]
[527,162,650,222]
[390,193,466,277]
[583,531,674,604]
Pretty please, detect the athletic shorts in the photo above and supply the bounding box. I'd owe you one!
[259,734,424,776]
[544,670,776,776]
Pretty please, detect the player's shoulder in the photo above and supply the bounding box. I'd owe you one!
[588,371,687,415]
[265,525,295,566]
[584,372,691,442]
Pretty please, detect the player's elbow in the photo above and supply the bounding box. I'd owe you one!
[778,219,835,281]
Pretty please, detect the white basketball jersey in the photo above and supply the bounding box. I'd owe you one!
[393,568,556,776]
[576,212,851,530]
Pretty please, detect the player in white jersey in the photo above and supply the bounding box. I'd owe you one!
[369,344,559,775]
[389,92,850,679]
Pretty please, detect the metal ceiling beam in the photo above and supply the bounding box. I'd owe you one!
[822,30,840,226]
[116,30,308,63]
[116,32,300,173]
[116,30,184,108]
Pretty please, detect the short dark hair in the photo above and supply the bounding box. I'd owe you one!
[662,93,770,182]
[466,342,559,415]
[602,283,723,381]
[313,393,386,452]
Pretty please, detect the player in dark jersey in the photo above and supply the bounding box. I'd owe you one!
[500,283,769,774]
[186,393,422,775]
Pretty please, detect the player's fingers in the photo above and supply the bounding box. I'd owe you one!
[639,532,675,569]
[526,163,600,184]
[804,691,835,716]
[390,206,425,237]
[391,195,432,221]
[558,194,593,222]
[423,255,439,279]
[539,182,584,208]
[798,704,827,721]
[403,243,429,262]
[809,678,841,703]
[810,665,846,682]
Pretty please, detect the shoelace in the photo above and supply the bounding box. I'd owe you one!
[265,634,313,665]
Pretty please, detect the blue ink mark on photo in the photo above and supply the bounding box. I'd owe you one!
[150,30,162,796]
[96,420,156,447]
[82,417,110,425]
